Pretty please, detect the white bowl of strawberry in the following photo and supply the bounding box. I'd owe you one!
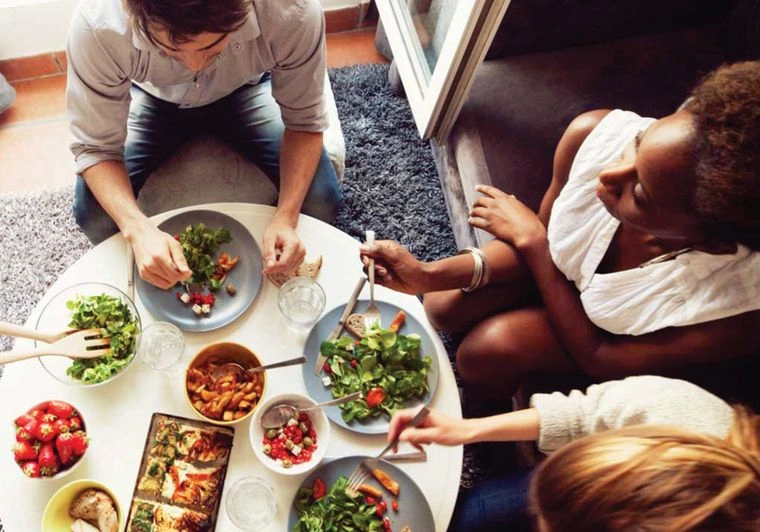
[250,393,330,476]
[12,400,89,479]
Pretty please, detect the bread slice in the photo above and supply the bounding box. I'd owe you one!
[345,313,366,338]
[267,256,323,287]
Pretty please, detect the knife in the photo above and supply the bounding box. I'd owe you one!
[314,276,367,376]
[126,243,135,302]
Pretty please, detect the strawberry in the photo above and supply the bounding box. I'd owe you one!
[40,412,58,424]
[14,413,34,427]
[28,408,46,420]
[53,418,71,435]
[69,416,83,432]
[38,443,59,476]
[55,433,76,465]
[32,421,58,442]
[15,426,33,442]
[21,461,40,478]
[23,419,39,438]
[70,431,89,456]
[47,401,75,419]
[12,441,37,461]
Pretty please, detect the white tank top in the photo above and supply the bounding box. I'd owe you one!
[547,110,760,335]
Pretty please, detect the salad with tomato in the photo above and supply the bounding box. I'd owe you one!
[293,476,395,531]
[320,323,432,423]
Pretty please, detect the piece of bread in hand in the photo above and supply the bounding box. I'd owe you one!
[267,256,323,287]
[345,313,367,338]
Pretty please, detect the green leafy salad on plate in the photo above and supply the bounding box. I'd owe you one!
[320,322,432,423]
[177,223,232,291]
[65,293,140,384]
[293,476,387,532]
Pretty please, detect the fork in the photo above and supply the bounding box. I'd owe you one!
[0,329,110,365]
[363,230,382,331]
[345,405,431,496]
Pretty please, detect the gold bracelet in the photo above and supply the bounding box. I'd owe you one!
[458,247,483,292]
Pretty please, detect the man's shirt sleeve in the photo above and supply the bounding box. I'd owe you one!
[268,0,328,132]
[66,8,132,175]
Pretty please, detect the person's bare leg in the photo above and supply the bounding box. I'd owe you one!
[423,280,539,332]
[456,307,577,402]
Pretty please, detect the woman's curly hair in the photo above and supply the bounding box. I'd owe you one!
[683,61,760,249]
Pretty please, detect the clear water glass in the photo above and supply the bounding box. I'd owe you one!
[137,321,185,371]
[277,277,326,333]
[226,477,278,531]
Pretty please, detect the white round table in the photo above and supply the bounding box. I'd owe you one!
[0,203,463,531]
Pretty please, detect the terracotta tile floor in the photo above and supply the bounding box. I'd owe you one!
[0,28,387,195]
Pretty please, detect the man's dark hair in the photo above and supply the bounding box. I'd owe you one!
[683,61,760,249]
[125,0,251,46]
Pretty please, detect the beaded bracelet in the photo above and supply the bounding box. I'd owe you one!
[458,247,491,292]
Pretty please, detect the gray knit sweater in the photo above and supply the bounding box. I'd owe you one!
[529,375,734,454]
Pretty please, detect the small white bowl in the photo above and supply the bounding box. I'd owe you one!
[250,392,329,476]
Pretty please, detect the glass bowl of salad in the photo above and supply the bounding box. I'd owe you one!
[250,392,330,476]
[34,282,141,387]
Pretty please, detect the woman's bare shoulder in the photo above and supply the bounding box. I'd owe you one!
[552,110,613,184]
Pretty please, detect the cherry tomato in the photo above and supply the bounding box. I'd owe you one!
[351,359,358,368]
[383,516,391,530]
[366,496,376,505]
[391,500,399,511]
[366,387,385,408]
[312,478,326,500]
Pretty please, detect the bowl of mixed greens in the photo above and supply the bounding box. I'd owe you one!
[35,282,141,387]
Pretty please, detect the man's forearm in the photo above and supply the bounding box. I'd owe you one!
[276,129,324,226]
[81,160,151,241]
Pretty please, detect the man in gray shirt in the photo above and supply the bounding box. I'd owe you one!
[67,0,343,287]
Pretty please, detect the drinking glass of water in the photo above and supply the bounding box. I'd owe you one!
[277,277,326,333]
[137,321,185,372]
[226,477,278,530]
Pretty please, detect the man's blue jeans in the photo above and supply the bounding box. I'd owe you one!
[73,76,343,244]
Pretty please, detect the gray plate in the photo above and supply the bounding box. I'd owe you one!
[302,300,439,434]
[135,210,262,332]
[288,455,434,531]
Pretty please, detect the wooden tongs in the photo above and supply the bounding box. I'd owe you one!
[0,321,110,365]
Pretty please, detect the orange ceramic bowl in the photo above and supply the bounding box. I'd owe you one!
[184,342,267,426]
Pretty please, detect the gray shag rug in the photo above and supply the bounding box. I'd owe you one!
[0,64,492,501]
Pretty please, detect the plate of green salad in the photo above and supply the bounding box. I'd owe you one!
[134,210,262,332]
[35,282,141,386]
[302,301,439,434]
[289,455,434,532]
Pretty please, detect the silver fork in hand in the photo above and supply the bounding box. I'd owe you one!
[345,405,431,496]
[363,230,381,331]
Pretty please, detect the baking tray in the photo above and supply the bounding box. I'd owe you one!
[125,412,235,531]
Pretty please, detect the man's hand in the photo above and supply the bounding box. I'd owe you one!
[359,240,427,295]
[129,223,191,289]
[262,218,306,275]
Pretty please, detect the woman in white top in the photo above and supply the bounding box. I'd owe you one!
[389,376,760,531]
[360,61,760,399]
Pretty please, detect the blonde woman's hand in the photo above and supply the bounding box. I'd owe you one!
[469,185,546,250]
[388,408,471,448]
[359,240,427,295]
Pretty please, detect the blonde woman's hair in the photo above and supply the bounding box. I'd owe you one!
[530,406,760,531]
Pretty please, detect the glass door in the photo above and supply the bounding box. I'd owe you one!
[376,0,511,141]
